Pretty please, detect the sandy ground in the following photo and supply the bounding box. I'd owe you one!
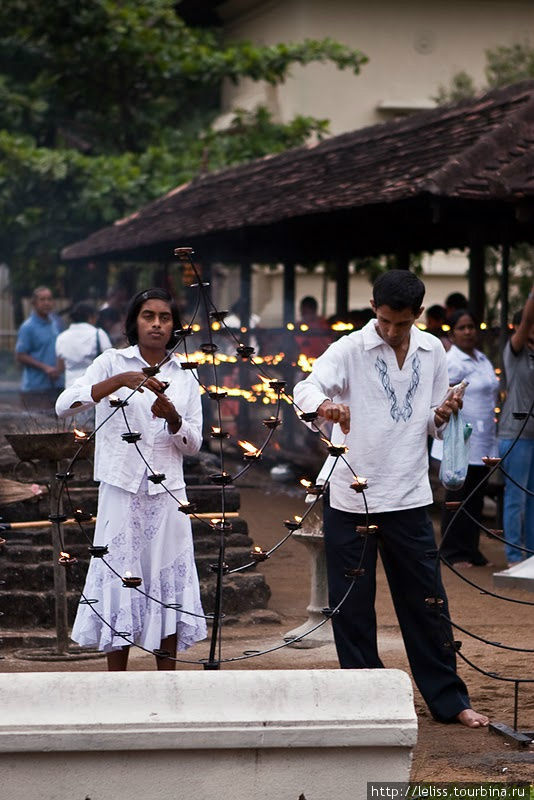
[1,468,534,783]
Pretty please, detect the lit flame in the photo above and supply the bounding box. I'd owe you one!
[300,478,312,489]
[416,322,427,330]
[109,394,118,402]
[352,475,367,485]
[74,428,87,439]
[331,321,354,331]
[441,324,451,332]
[494,407,501,413]
[192,323,201,332]
[252,545,263,554]
[480,322,487,330]
[212,426,221,434]
[238,440,259,455]
[286,323,295,330]
[299,323,309,332]
[495,368,502,375]
[294,516,302,523]
[211,321,221,331]
[124,570,132,578]
[60,551,70,559]
[240,326,248,333]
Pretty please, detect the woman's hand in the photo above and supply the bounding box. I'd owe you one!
[118,371,166,394]
[151,393,182,432]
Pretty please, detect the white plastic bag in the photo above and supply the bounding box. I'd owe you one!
[439,412,472,490]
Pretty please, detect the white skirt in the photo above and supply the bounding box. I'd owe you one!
[71,476,207,653]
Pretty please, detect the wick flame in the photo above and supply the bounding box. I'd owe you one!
[253,545,263,553]
[300,479,312,488]
[212,426,221,433]
[74,428,87,438]
[124,570,132,578]
[60,551,69,558]
[238,440,258,455]
[294,516,302,523]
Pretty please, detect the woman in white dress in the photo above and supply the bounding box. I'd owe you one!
[431,309,499,567]
[56,288,207,670]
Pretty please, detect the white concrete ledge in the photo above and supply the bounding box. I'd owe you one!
[0,669,417,800]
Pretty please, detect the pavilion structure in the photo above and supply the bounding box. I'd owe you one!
[62,80,534,328]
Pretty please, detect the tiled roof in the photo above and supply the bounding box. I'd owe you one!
[62,80,534,262]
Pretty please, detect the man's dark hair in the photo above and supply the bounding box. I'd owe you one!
[372,270,425,314]
[426,304,446,322]
[70,301,96,324]
[300,296,318,312]
[445,292,468,311]
[124,288,182,347]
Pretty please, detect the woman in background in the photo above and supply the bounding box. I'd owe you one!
[432,309,499,567]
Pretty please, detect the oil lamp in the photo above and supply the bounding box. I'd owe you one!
[109,394,128,408]
[88,545,108,557]
[59,551,77,566]
[262,416,281,430]
[300,479,323,495]
[284,516,302,531]
[73,508,93,522]
[355,525,378,534]
[147,473,166,484]
[180,361,199,370]
[201,343,218,354]
[211,426,230,439]
[350,476,368,493]
[122,571,142,588]
[236,344,255,359]
[250,545,269,562]
[121,431,142,444]
[239,440,261,461]
[209,472,232,486]
[482,456,501,467]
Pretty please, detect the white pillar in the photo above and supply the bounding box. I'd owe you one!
[284,527,334,648]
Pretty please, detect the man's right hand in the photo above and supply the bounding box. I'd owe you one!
[317,400,351,434]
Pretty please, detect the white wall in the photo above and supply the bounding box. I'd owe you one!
[219,0,534,134]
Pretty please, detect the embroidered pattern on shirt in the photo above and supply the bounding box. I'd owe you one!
[375,352,421,421]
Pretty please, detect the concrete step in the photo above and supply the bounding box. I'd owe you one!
[0,571,271,628]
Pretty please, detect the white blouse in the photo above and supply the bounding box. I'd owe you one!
[55,346,203,494]
[431,344,499,464]
[294,320,448,514]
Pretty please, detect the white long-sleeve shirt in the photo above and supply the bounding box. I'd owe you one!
[431,345,499,464]
[55,345,202,494]
[294,319,448,514]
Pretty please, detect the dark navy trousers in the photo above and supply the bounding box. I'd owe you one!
[323,500,471,722]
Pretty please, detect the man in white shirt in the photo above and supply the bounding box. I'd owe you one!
[56,301,112,387]
[294,270,489,728]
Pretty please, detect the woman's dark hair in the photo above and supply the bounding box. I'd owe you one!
[372,270,425,314]
[448,308,478,331]
[70,300,96,323]
[124,288,182,347]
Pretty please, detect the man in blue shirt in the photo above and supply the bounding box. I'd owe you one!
[16,286,64,410]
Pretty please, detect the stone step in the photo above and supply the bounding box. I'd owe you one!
[0,547,257,590]
[0,572,270,629]
[0,530,254,562]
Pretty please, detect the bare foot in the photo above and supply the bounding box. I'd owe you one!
[456,708,489,728]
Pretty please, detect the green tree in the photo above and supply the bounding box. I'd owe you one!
[0,0,367,297]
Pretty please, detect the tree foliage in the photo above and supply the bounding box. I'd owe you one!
[0,0,367,291]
